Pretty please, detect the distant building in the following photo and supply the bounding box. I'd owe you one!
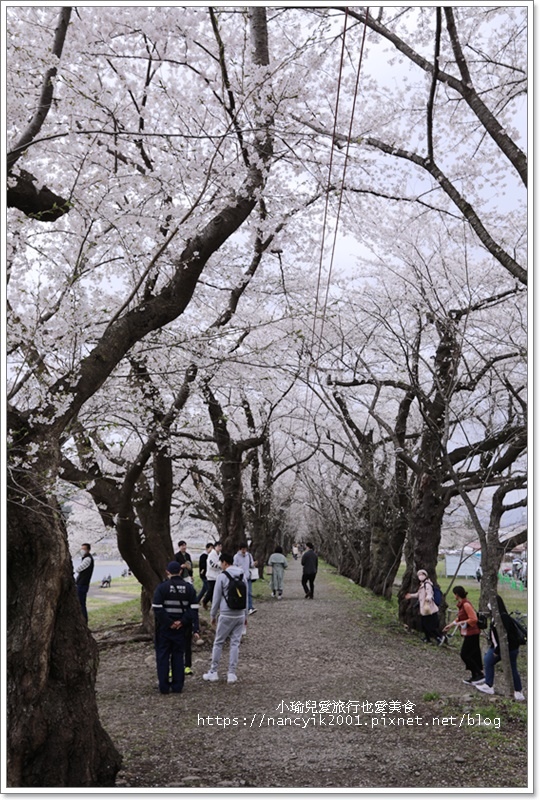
[444,550,481,578]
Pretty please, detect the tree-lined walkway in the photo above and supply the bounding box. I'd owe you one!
[97,559,527,789]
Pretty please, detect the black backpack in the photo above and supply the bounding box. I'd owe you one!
[224,571,247,610]
[511,616,527,646]
[432,584,443,607]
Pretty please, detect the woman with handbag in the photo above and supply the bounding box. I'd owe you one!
[405,569,446,645]
[443,586,485,685]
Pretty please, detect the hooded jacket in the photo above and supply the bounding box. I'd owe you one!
[211,565,248,619]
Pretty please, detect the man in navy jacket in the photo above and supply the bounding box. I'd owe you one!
[152,561,200,694]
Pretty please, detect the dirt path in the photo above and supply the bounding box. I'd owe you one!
[97,559,527,789]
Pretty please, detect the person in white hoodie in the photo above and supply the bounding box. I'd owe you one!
[202,541,221,610]
[203,552,248,684]
[233,541,257,614]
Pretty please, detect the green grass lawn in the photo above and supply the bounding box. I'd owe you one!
[87,577,143,630]
[89,598,142,630]
[87,559,528,634]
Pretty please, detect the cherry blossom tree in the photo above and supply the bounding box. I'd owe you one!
[7,6,276,786]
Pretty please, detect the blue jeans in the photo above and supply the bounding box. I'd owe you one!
[155,628,185,693]
[484,647,522,691]
[247,579,254,610]
[76,584,89,622]
[197,578,209,602]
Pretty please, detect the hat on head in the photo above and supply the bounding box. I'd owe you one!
[417,569,428,579]
[167,561,182,574]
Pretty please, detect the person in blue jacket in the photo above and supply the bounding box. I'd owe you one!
[152,561,200,694]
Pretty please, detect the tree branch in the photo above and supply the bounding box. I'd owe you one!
[7,7,72,172]
[341,6,527,185]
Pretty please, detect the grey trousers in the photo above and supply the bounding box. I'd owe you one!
[210,613,245,675]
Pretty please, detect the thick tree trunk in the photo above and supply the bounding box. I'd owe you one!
[479,487,521,695]
[399,317,460,624]
[220,451,247,553]
[399,468,448,628]
[202,383,265,554]
[365,523,405,599]
[7,455,121,787]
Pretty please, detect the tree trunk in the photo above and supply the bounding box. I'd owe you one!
[202,383,265,554]
[220,447,247,553]
[399,317,461,623]
[140,586,155,636]
[7,450,121,786]
[399,476,447,626]
[479,486,521,695]
[365,522,405,599]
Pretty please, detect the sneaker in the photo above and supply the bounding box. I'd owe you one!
[304,594,310,600]
[471,676,485,685]
[514,691,525,702]
[271,592,275,598]
[227,673,237,684]
[475,683,495,695]
[203,671,219,682]
[278,594,282,600]
[463,677,474,684]
[248,608,257,615]
[184,666,193,676]
[437,635,448,646]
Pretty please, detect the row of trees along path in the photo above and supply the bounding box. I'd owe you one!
[97,558,527,789]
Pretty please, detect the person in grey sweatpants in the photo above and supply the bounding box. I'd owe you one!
[203,552,248,684]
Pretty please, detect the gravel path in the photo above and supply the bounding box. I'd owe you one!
[97,558,527,789]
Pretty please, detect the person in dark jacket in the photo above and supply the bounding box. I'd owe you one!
[152,561,200,694]
[74,543,94,622]
[173,541,196,674]
[476,595,525,701]
[301,542,318,599]
[197,543,214,602]
[174,540,193,581]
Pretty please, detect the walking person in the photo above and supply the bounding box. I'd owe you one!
[152,561,200,694]
[203,552,248,684]
[292,544,299,561]
[405,569,446,645]
[301,542,318,599]
[233,542,258,615]
[443,586,484,684]
[203,541,221,610]
[197,542,213,602]
[74,543,94,623]
[268,545,288,598]
[475,595,525,701]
